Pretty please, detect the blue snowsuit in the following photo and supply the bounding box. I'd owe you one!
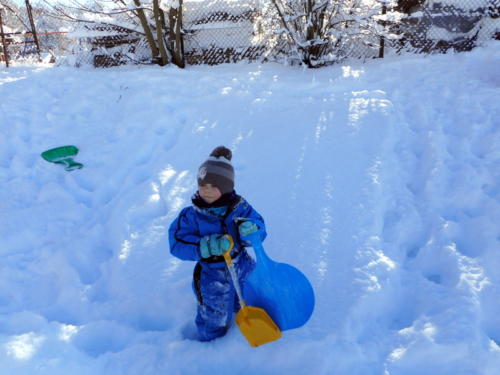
[168,191,266,341]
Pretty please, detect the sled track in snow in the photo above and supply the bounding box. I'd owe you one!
[1,46,499,374]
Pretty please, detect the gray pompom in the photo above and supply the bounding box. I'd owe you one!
[210,146,232,161]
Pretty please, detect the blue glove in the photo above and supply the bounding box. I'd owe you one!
[200,234,231,258]
[239,220,259,238]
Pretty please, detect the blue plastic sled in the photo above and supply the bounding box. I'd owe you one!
[243,237,315,331]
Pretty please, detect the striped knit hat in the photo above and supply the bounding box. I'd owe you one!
[197,146,235,195]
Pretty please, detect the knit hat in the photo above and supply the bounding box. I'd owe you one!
[197,146,235,195]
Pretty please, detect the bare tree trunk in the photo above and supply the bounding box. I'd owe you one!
[153,0,168,65]
[306,0,314,41]
[133,0,159,59]
[271,0,317,67]
[169,0,184,68]
[0,8,9,67]
[25,0,40,60]
[379,3,387,58]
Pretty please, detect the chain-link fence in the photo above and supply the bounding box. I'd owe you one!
[0,30,75,63]
[182,0,265,65]
[62,25,152,68]
[1,0,499,68]
[0,0,73,65]
[181,0,499,66]
[389,0,499,54]
[0,0,152,67]
[0,3,39,65]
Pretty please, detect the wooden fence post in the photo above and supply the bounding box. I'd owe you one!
[0,8,9,67]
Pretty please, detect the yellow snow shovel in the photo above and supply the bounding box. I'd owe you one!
[223,235,281,347]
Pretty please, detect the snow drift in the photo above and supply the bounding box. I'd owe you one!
[0,42,499,375]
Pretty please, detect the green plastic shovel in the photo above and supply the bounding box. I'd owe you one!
[41,145,83,171]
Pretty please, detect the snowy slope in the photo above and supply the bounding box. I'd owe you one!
[1,43,499,375]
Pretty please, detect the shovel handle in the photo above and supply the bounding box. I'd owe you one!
[60,158,84,171]
[223,235,247,308]
[222,235,235,265]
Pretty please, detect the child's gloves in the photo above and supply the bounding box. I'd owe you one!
[238,220,259,238]
[200,234,231,258]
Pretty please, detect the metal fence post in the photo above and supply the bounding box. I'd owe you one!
[0,8,10,67]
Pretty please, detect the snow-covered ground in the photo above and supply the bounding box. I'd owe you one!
[1,43,499,375]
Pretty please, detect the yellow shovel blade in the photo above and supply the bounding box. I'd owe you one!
[236,306,282,347]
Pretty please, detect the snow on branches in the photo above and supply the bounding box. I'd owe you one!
[263,0,399,67]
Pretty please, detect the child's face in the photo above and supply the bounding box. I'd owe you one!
[198,183,222,204]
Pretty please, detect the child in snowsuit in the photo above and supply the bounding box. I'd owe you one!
[168,146,266,341]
